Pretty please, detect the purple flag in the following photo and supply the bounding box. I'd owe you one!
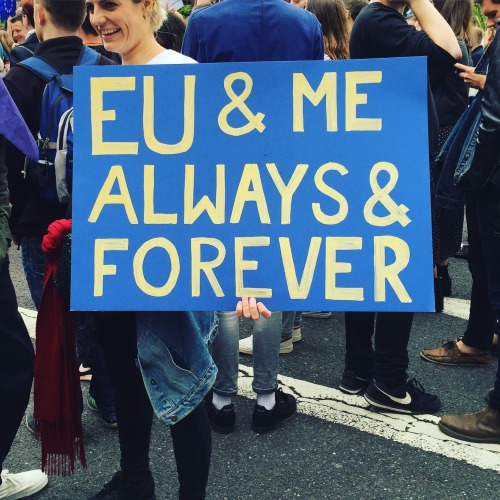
[0,78,38,162]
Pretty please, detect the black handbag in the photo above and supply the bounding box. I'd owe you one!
[54,232,72,300]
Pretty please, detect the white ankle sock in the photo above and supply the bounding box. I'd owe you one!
[212,393,232,410]
[257,392,276,410]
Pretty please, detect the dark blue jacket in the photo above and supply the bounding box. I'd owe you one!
[9,32,39,67]
[181,0,324,63]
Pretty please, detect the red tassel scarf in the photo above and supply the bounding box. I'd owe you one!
[34,219,87,475]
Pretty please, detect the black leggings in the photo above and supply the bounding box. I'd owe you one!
[96,312,212,500]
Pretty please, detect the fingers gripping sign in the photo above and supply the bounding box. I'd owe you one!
[236,296,272,320]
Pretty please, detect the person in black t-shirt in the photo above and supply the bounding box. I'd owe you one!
[339,0,461,415]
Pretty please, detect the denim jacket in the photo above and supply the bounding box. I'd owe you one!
[136,311,218,426]
[435,47,490,209]
[435,95,483,209]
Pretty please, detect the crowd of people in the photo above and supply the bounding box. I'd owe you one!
[1,0,500,499]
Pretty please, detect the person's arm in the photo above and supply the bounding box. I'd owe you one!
[236,296,272,320]
[409,0,461,59]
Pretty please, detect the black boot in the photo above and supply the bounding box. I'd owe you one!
[437,264,452,297]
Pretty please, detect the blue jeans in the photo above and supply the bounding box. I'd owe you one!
[213,311,282,396]
[21,236,45,310]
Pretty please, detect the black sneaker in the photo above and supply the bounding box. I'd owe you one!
[203,392,236,434]
[339,370,371,395]
[252,389,297,433]
[364,378,441,415]
[91,471,155,500]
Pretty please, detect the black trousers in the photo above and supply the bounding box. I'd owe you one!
[344,311,413,388]
[467,189,500,411]
[95,312,212,500]
[461,195,498,351]
[0,256,34,471]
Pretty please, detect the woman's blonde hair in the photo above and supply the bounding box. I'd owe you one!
[133,0,166,32]
[0,30,14,54]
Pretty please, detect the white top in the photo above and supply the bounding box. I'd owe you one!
[147,50,197,65]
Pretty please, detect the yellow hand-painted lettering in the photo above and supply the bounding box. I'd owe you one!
[364,162,411,227]
[218,72,265,136]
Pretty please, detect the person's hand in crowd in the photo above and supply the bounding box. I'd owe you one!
[236,296,272,320]
[455,63,487,90]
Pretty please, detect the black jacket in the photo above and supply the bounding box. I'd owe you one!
[349,2,457,165]
[4,36,115,239]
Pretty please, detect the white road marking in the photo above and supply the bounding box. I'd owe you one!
[238,366,500,473]
[19,307,37,339]
[22,300,500,472]
[443,297,471,320]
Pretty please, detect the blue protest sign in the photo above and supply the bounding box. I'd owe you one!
[71,57,433,312]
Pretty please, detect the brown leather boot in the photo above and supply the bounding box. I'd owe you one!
[438,406,500,443]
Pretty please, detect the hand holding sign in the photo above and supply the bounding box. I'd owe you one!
[236,296,272,320]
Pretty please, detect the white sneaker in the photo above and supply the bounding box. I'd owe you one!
[279,336,294,354]
[239,335,253,355]
[0,470,48,499]
[239,335,294,355]
[292,325,302,343]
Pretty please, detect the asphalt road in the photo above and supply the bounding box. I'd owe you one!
[5,247,500,499]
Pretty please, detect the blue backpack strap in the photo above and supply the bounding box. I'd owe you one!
[17,46,100,81]
[17,55,61,82]
[77,46,101,67]
[56,47,100,91]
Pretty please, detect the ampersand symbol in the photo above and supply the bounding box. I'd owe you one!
[363,162,411,227]
[218,72,266,137]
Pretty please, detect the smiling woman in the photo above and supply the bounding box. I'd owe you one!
[81,2,256,500]
[86,0,165,64]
